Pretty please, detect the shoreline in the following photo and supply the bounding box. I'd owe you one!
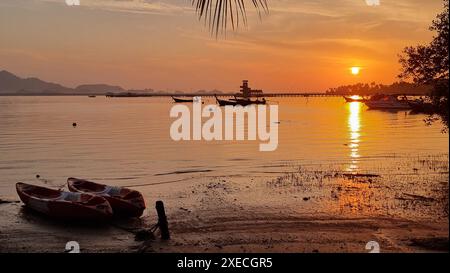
[0,202,447,253]
[1,167,448,253]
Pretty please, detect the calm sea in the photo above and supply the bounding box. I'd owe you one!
[0,96,448,198]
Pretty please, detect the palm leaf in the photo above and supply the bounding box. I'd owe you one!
[191,0,269,36]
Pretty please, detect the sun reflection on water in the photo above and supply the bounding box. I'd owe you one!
[347,102,362,172]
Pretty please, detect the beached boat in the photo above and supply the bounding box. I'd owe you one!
[16,182,113,221]
[172,96,194,103]
[67,178,146,217]
[88,95,96,98]
[364,95,411,110]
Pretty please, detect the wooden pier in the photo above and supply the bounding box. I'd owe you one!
[106,92,342,98]
[105,80,427,98]
[106,92,426,98]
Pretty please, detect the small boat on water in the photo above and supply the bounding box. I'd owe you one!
[88,95,96,98]
[215,80,268,107]
[16,182,113,221]
[215,95,238,106]
[343,96,367,103]
[364,95,411,110]
[215,95,266,107]
[172,96,194,103]
[67,178,146,217]
[232,96,267,105]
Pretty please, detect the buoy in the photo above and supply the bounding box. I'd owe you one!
[72,122,77,127]
[36,174,40,178]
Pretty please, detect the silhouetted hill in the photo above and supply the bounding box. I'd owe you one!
[0,70,73,94]
[0,70,131,95]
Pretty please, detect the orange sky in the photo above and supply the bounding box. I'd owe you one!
[0,0,444,92]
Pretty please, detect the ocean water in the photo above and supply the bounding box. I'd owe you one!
[0,96,448,201]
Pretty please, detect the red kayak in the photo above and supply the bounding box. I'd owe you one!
[16,182,113,221]
[67,178,146,217]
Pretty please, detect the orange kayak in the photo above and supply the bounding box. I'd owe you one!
[16,182,113,221]
[67,178,146,217]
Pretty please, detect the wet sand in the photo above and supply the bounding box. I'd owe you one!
[0,202,447,253]
[1,158,448,253]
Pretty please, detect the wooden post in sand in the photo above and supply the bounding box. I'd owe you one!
[156,201,170,240]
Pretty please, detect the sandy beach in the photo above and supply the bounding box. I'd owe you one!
[1,159,448,253]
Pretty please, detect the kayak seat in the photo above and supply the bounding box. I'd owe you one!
[23,185,61,199]
[103,186,123,197]
[59,192,82,202]
[73,181,105,193]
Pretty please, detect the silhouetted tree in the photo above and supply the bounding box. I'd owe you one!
[399,1,449,129]
[325,82,430,96]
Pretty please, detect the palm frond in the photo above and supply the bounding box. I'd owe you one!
[191,0,269,36]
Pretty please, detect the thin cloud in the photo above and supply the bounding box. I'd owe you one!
[38,0,194,15]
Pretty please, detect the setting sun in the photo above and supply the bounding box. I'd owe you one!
[351,67,361,75]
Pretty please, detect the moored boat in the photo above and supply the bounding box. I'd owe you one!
[364,95,411,110]
[215,95,266,106]
[343,96,367,103]
[233,80,267,105]
[215,80,268,107]
[67,178,146,217]
[215,95,238,106]
[172,96,194,103]
[232,96,267,105]
[16,182,113,221]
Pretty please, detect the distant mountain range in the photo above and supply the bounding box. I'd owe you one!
[0,70,126,95]
[0,70,129,95]
[0,70,225,95]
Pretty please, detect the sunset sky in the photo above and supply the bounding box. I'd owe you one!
[0,0,444,92]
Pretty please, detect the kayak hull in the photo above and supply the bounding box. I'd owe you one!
[67,178,146,218]
[16,182,113,221]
